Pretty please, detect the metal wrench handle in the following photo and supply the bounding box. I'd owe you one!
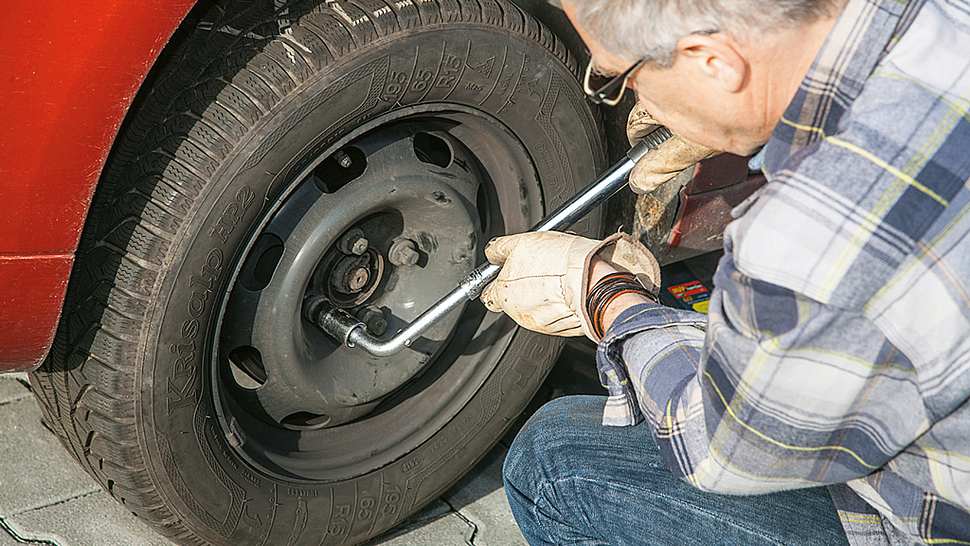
[315,127,672,356]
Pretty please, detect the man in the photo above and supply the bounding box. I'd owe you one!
[481,0,970,544]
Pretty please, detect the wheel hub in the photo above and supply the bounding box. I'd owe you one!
[322,247,384,306]
[211,106,545,482]
[220,126,485,429]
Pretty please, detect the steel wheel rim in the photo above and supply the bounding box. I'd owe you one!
[210,106,544,482]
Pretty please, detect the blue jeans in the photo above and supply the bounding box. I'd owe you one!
[503,395,849,545]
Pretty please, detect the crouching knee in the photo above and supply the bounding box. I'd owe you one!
[503,395,605,502]
[502,396,607,544]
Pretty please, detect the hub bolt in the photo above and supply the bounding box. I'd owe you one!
[330,254,373,295]
[361,308,388,336]
[350,238,368,255]
[334,150,353,168]
[388,238,420,267]
[338,228,369,256]
[347,267,370,291]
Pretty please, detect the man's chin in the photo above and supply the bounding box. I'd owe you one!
[683,132,746,157]
[734,144,764,156]
[724,136,771,157]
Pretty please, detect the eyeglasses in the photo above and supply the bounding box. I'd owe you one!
[583,58,645,106]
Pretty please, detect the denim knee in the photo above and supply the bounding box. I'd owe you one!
[503,395,604,499]
[502,396,612,545]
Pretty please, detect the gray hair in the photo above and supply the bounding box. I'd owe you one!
[572,0,844,68]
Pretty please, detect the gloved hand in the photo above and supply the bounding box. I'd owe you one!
[480,232,661,341]
[626,102,718,194]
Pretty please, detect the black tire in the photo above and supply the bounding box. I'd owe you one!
[30,1,605,544]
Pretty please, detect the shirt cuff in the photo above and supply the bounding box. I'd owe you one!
[596,303,707,427]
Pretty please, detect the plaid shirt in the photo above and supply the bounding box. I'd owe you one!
[597,0,970,543]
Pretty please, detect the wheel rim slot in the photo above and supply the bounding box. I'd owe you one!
[227,345,267,389]
[313,146,367,193]
[413,132,453,168]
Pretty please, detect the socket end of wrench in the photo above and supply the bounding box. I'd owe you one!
[312,305,366,348]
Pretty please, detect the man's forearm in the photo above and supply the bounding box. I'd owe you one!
[601,293,656,332]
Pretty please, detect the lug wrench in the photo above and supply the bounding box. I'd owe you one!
[311,127,673,356]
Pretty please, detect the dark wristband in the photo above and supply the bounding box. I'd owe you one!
[585,272,657,338]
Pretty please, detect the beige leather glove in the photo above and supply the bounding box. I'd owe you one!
[626,102,718,194]
[480,232,661,341]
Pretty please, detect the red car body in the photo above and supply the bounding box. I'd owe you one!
[0,0,756,372]
[0,1,196,371]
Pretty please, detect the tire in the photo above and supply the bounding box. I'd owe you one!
[30,1,605,544]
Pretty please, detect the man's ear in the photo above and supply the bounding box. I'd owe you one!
[675,33,748,93]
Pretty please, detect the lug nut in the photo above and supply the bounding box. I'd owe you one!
[361,308,388,336]
[334,150,353,168]
[388,238,420,267]
[350,238,368,255]
[338,228,369,255]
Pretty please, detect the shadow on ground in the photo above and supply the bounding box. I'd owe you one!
[368,340,605,545]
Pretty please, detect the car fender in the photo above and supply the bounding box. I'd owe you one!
[0,0,197,371]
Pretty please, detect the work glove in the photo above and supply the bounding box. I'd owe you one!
[480,232,661,341]
[626,102,718,194]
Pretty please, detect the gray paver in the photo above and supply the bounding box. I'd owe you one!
[0,524,18,546]
[375,514,474,546]
[374,499,475,545]
[0,376,29,405]
[445,449,527,546]
[0,398,99,517]
[5,491,173,546]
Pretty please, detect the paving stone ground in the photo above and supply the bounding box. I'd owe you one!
[0,344,600,546]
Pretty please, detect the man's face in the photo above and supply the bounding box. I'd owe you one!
[632,63,771,156]
[563,2,773,155]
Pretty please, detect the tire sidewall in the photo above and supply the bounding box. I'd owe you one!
[143,25,604,545]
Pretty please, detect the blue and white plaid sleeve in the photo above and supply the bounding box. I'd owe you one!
[597,249,929,494]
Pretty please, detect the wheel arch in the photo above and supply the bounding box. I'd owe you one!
[0,0,201,371]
